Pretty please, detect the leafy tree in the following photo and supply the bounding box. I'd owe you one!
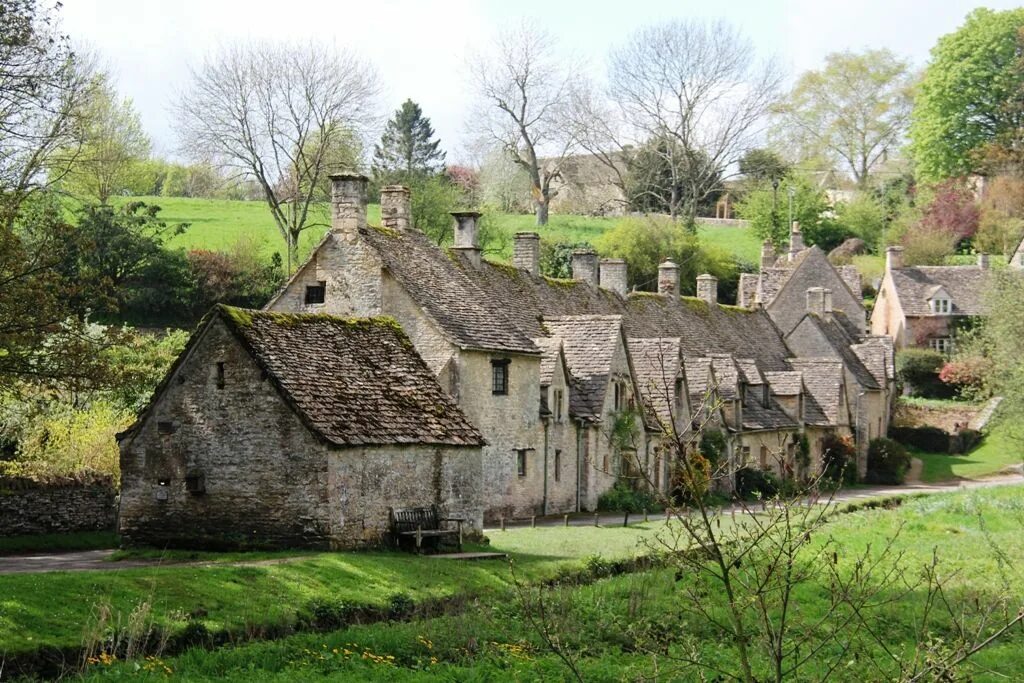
[371,100,445,183]
[407,175,465,244]
[625,135,723,217]
[976,176,1024,255]
[834,193,887,251]
[162,162,220,198]
[910,8,1024,180]
[735,176,833,250]
[773,49,913,188]
[738,148,791,185]
[62,74,151,202]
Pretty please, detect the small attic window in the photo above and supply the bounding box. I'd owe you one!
[305,281,326,305]
[930,297,951,314]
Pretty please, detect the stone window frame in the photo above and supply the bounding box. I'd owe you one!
[554,449,561,482]
[304,280,327,305]
[491,358,510,395]
[553,388,564,421]
[216,362,226,390]
[929,337,954,354]
[516,449,527,477]
[929,297,951,314]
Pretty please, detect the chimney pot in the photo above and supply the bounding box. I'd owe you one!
[806,286,832,320]
[886,246,904,271]
[657,258,680,296]
[513,232,541,276]
[452,211,482,267]
[760,239,776,270]
[599,258,628,296]
[571,248,599,286]
[380,185,412,231]
[788,221,804,261]
[696,273,718,306]
[329,173,368,234]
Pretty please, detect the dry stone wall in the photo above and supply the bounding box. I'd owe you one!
[0,476,116,536]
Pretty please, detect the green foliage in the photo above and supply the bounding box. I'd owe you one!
[820,433,858,486]
[834,193,887,252]
[734,466,780,500]
[737,148,790,184]
[897,348,956,398]
[890,426,952,454]
[407,175,465,244]
[735,176,835,250]
[910,8,1024,180]
[372,99,445,181]
[699,429,727,465]
[865,437,911,485]
[161,162,221,199]
[625,136,722,221]
[596,480,662,513]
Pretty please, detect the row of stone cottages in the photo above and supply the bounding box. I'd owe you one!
[117,175,895,549]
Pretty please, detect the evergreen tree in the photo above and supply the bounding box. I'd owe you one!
[372,99,445,182]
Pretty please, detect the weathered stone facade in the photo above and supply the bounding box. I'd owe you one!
[0,477,116,536]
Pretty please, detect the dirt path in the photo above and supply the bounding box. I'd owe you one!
[905,457,924,484]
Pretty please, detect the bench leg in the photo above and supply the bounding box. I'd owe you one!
[416,526,422,551]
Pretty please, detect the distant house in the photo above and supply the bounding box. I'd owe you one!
[870,247,993,353]
[117,306,484,549]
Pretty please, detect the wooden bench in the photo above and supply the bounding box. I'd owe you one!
[388,505,464,553]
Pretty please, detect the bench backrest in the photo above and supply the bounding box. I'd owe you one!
[391,505,440,533]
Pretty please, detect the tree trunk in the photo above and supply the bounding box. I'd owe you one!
[535,198,549,226]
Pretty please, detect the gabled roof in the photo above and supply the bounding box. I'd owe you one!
[707,355,741,400]
[734,358,764,385]
[794,314,880,391]
[532,337,566,387]
[852,336,894,386]
[123,306,485,448]
[766,246,862,308]
[742,393,800,431]
[765,371,803,396]
[887,266,990,317]
[544,315,624,420]
[629,337,683,427]
[788,358,846,427]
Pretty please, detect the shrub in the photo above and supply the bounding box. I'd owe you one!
[699,430,727,465]
[953,428,984,453]
[735,467,780,500]
[897,348,956,398]
[939,356,992,399]
[597,480,663,513]
[890,426,951,453]
[821,433,858,486]
[866,437,911,485]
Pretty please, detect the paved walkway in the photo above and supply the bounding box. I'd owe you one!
[1,473,1021,575]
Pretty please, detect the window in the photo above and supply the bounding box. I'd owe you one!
[157,421,175,435]
[930,297,951,314]
[741,446,751,464]
[929,337,954,354]
[491,359,510,395]
[185,472,205,495]
[554,449,562,482]
[216,362,225,389]
[304,281,326,305]
[516,449,527,477]
[613,381,627,412]
[759,445,768,469]
[553,389,563,421]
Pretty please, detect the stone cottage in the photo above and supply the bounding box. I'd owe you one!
[870,246,992,353]
[117,306,484,549]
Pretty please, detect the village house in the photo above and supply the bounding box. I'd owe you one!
[870,246,993,353]
[118,306,484,549]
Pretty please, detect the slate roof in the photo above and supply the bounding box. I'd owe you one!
[838,265,863,302]
[684,357,716,408]
[788,358,846,427]
[629,338,682,427]
[734,358,764,385]
[544,315,624,420]
[130,306,485,448]
[532,337,564,386]
[707,355,740,400]
[888,266,990,317]
[799,314,881,391]
[852,336,894,387]
[765,371,803,396]
[742,393,800,431]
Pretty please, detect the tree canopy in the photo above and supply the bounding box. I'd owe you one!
[372,99,445,182]
[910,8,1024,180]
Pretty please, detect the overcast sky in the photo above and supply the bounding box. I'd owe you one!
[62,0,1020,163]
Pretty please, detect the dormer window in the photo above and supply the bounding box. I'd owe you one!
[929,297,951,314]
[305,281,326,305]
[553,388,564,421]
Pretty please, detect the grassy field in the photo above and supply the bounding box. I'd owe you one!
[80,486,1024,681]
[913,419,1024,483]
[114,196,764,267]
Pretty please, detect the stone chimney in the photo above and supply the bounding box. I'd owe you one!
[658,259,680,296]
[696,273,718,306]
[599,258,628,296]
[886,245,904,271]
[977,252,990,269]
[380,185,411,231]
[329,173,368,235]
[571,248,599,286]
[788,221,804,261]
[760,240,776,271]
[452,211,482,267]
[806,286,832,320]
[513,232,540,276]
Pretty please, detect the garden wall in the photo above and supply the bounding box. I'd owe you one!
[0,475,117,536]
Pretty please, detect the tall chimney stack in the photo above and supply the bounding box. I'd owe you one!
[380,185,412,231]
[571,248,599,286]
[330,173,368,235]
[760,240,776,271]
[886,245,904,271]
[696,274,718,306]
[806,287,832,320]
[513,232,540,276]
[788,221,804,261]
[599,258,628,296]
[452,211,482,267]
[658,259,680,296]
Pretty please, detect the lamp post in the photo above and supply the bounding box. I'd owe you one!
[788,185,796,231]
[771,177,780,236]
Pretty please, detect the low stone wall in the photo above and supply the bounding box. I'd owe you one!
[0,475,117,536]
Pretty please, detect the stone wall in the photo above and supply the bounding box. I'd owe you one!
[0,477,116,536]
[119,319,334,549]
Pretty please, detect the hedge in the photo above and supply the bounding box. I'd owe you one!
[866,437,911,485]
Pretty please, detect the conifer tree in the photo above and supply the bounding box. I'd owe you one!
[372,99,446,182]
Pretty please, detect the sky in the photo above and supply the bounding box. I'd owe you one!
[62,0,1022,164]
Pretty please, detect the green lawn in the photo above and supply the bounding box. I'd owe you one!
[81,486,1024,681]
[913,420,1024,483]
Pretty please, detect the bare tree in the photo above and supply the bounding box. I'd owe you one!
[574,19,782,228]
[0,0,97,227]
[469,21,577,226]
[175,41,378,269]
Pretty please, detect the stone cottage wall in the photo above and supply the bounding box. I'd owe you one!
[0,477,117,536]
[119,319,333,549]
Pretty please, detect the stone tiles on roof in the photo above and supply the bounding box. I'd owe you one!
[543,315,624,420]
[742,394,799,431]
[628,338,682,427]
[889,266,990,317]
[359,227,539,355]
[765,371,803,396]
[219,306,484,447]
[802,314,880,390]
[788,358,846,427]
